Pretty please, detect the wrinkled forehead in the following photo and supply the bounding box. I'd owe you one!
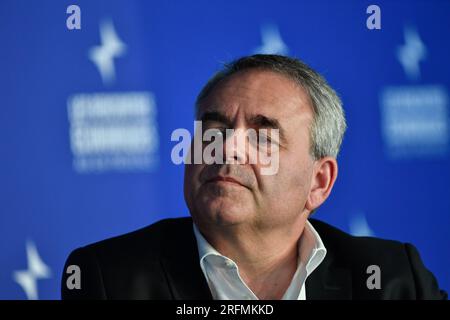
[197,69,313,127]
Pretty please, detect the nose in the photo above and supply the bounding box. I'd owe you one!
[222,128,249,165]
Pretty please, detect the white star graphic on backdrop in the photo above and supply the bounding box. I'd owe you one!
[397,26,427,81]
[253,24,289,55]
[349,213,375,237]
[13,240,51,300]
[89,19,127,85]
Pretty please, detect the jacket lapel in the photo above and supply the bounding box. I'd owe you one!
[160,219,212,300]
[306,219,353,300]
[159,217,352,300]
[305,256,352,300]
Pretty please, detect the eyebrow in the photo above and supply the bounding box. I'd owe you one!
[200,111,287,144]
[200,111,232,127]
[249,114,286,144]
[248,114,280,130]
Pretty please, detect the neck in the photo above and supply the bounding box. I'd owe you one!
[197,215,308,299]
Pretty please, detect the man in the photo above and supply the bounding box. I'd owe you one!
[61,54,447,300]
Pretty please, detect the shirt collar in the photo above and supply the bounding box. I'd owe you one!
[193,219,327,277]
[193,222,226,268]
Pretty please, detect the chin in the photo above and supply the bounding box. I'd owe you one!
[197,198,251,226]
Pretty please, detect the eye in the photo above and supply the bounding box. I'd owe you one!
[202,127,225,144]
[203,120,225,131]
[212,128,225,137]
[258,134,271,145]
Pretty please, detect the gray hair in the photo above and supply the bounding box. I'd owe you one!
[195,54,347,160]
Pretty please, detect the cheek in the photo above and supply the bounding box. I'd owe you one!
[184,164,201,198]
[265,153,313,198]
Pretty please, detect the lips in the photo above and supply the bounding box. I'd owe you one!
[205,175,244,187]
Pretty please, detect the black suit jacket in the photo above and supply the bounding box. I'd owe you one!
[61,217,447,300]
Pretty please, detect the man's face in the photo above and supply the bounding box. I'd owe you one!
[184,69,316,230]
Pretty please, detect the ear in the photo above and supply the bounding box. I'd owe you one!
[305,157,338,212]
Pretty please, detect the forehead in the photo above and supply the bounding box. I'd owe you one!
[198,69,313,122]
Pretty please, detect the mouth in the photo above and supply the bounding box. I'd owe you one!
[205,176,244,187]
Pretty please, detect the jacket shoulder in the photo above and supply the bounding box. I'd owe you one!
[309,218,406,257]
[79,216,193,259]
[61,217,194,299]
[309,218,447,299]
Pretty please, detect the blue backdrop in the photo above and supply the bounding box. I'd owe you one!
[1,0,449,299]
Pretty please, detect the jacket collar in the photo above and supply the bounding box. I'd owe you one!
[306,219,352,300]
[305,254,352,300]
[160,217,352,300]
[160,218,212,300]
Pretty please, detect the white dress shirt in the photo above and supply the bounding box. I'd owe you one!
[193,220,327,300]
